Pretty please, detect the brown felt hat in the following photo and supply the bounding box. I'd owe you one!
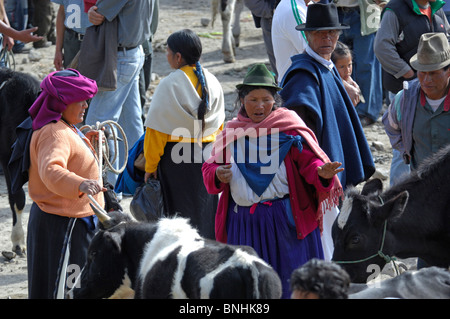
[410,33,450,72]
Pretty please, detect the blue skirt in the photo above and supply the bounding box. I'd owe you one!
[226,196,324,299]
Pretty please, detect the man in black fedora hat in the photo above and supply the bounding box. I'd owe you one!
[280,2,375,261]
[281,2,375,190]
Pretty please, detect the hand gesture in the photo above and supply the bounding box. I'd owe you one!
[317,162,344,179]
[216,164,232,184]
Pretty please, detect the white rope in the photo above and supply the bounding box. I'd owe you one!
[80,120,128,176]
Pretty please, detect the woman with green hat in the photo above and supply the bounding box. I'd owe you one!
[203,63,344,298]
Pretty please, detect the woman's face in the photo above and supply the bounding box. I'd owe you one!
[166,46,183,69]
[241,88,275,123]
[62,100,89,125]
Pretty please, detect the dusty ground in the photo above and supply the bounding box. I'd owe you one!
[0,0,402,299]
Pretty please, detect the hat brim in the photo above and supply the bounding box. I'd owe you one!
[295,24,350,31]
[410,54,450,72]
[236,83,282,91]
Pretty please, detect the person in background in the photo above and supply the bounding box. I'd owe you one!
[383,32,450,191]
[0,0,42,51]
[290,258,350,299]
[374,0,450,186]
[27,69,103,299]
[271,0,315,83]
[335,0,385,126]
[85,0,153,192]
[139,0,159,124]
[244,0,280,79]
[4,0,29,53]
[52,0,92,70]
[280,3,375,261]
[203,63,344,298]
[331,40,365,106]
[144,29,225,240]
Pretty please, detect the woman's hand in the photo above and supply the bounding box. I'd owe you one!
[79,179,106,195]
[215,164,232,184]
[317,162,344,179]
[144,171,157,183]
[84,128,106,145]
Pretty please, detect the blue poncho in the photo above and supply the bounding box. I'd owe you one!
[280,53,375,189]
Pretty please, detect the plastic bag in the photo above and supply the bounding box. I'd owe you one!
[130,179,165,222]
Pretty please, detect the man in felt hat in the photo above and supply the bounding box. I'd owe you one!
[280,2,375,192]
[279,3,375,263]
[383,32,450,172]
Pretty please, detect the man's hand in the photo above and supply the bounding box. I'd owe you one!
[88,6,105,25]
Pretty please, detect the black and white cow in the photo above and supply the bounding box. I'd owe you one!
[0,68,40,254]
[70,206,282,299]
[332,144,450,283]
[211,0,244,63]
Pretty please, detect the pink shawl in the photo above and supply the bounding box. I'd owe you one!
[207,107,343,223]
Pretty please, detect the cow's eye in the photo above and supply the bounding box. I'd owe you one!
[349,236,360,246]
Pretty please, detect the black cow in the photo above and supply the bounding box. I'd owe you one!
[211,0,244,63]
[0,68,40,254]
[332,144,450,283]
[69,206,282,299]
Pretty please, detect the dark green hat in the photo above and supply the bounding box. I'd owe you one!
[236,64,281,90]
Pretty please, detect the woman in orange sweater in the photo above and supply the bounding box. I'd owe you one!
[27,69,103,299]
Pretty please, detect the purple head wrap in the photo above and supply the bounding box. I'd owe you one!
[29,68,98,130]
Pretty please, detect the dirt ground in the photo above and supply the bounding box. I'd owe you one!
[0,0,404,299]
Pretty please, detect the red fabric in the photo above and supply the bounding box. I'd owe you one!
[84,0,96,13]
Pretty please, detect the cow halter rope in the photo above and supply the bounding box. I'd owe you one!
[333,196,401,277]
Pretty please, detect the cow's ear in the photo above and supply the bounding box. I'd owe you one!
[373,191,409,224]
[104,231,123,253]
[361,178,383,196]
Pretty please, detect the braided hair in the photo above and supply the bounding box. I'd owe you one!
[167,29,209,132]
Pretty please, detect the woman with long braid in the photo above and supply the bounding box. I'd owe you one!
[143,29,225,239]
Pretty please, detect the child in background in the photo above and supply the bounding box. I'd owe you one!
[332,41,365,105]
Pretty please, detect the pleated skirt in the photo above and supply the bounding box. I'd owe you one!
[226,196,324,299]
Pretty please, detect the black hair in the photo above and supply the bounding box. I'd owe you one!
[167,29,209,132]
[331,41,352,64]
[290,259,350,299]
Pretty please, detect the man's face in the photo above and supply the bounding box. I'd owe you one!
[307,30,340,60]
[417,67,450,99]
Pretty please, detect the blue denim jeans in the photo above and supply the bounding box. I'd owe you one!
[86,46,145,186]
[338,8,383,122]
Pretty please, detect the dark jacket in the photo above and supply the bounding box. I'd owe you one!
[382,0,447,93]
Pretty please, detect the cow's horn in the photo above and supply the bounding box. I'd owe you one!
[88,195,111,223]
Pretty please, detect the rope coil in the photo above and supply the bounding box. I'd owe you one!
[80,120,128,176]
